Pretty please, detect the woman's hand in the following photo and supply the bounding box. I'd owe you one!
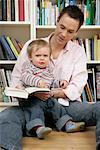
[33,88,67,100]
[16,85,25,89]
[50,88,66,99]
[59,80,68,89]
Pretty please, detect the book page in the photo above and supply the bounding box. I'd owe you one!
[25,87,50,94]
[4,87,28,99]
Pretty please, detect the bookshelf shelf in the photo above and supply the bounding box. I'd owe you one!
[0,60,16,65]
[0,102,19,107]
[0,22,30,25]
[81,25,100,29]
[36,26,100,39]
[0,60,100,66]
[87,61,100,65]
[36,25,100,30]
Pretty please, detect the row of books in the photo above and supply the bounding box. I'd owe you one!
[85,35,100,61]
[37,0,99,26]
[0,68,18,103]
[0,34,99,61]
[73,34,100,61]
[0,0,30,21]
[0,68,12,102]
[0,35,23,60]
[0,0,99,25]
[96,66,100,99]
[82,66,100,102]
[81,68,96,103]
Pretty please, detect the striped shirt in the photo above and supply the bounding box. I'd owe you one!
[21,61,54,88]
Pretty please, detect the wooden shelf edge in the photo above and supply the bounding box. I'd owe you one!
[0,102,19,107]
[36,25,100,29]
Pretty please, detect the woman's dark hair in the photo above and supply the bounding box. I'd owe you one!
[58,5,84,30]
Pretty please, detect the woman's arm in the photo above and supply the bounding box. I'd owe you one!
[11,39,33,87]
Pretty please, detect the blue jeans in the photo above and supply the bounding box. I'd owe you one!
[0,101,100,150]
[64,101,100,150]
[0,97,71,150]
[0,107,25,150]
[22,97,72,133]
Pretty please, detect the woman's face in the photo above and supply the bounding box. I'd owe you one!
[29,46,50,69]
[55,14,80,46]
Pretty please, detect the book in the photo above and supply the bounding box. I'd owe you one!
[93,34,98,60]
[15,0,19,21]
[0,69,11,103]
[18,0,25,21]
[2,0,7,21]
[0,69,8,88]
[86,0,91,25]
[10,37,21,54]
[97,39,100,60]
[7,0,11,21]
[15,39,23,50]
[4,87,50,99]
[0,44,6,60]
[85,83,93,102]
[6,36,18,58]
[11,0,15,21]
[96,67,100,100]
[88,68,96,102]
[24,0,30,22]
[0,35,16,60]
[85,38,91,61]
[0,0,3,21]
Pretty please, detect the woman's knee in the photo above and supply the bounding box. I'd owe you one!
[0,107,25,124]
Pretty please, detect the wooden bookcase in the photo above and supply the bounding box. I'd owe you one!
[0,0,100,108]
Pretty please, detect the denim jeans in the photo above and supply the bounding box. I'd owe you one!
[0,100,100,150]
[64,101,100,150]
[22,97,72,133]
[0,107,25,150]
[0,97,72,150]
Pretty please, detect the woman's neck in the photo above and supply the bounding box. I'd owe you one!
[49,34,65,59]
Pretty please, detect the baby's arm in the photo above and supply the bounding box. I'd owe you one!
[59,80,68,89]
[16,85,25,89]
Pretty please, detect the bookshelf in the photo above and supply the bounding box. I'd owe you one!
[0,0,100,107]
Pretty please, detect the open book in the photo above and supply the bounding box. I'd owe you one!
[4,87,50,99]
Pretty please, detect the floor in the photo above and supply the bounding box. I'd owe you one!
[22,127,96,150]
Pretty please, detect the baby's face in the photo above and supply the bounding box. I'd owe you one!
[30,46,50,69]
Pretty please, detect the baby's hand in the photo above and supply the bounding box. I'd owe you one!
[38,80,46,88]
[59,80,68,89]
[16,85,25,90]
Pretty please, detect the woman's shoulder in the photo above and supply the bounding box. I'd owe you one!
[20,39,34,54]
[67,40,84,53]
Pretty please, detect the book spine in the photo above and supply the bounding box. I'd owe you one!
[0,44,6,60]
[6,36,18,58]
[11,0,15,21]
[15,0,19,21]
[11,37,21,54]
[2,0,7,21]
[0,36,16,60]
[24,0,30,22]
[18,0,25,21]
[0,0,3,21]
[7,0,11,21]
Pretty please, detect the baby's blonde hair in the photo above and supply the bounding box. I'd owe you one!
[27,39,51,58]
